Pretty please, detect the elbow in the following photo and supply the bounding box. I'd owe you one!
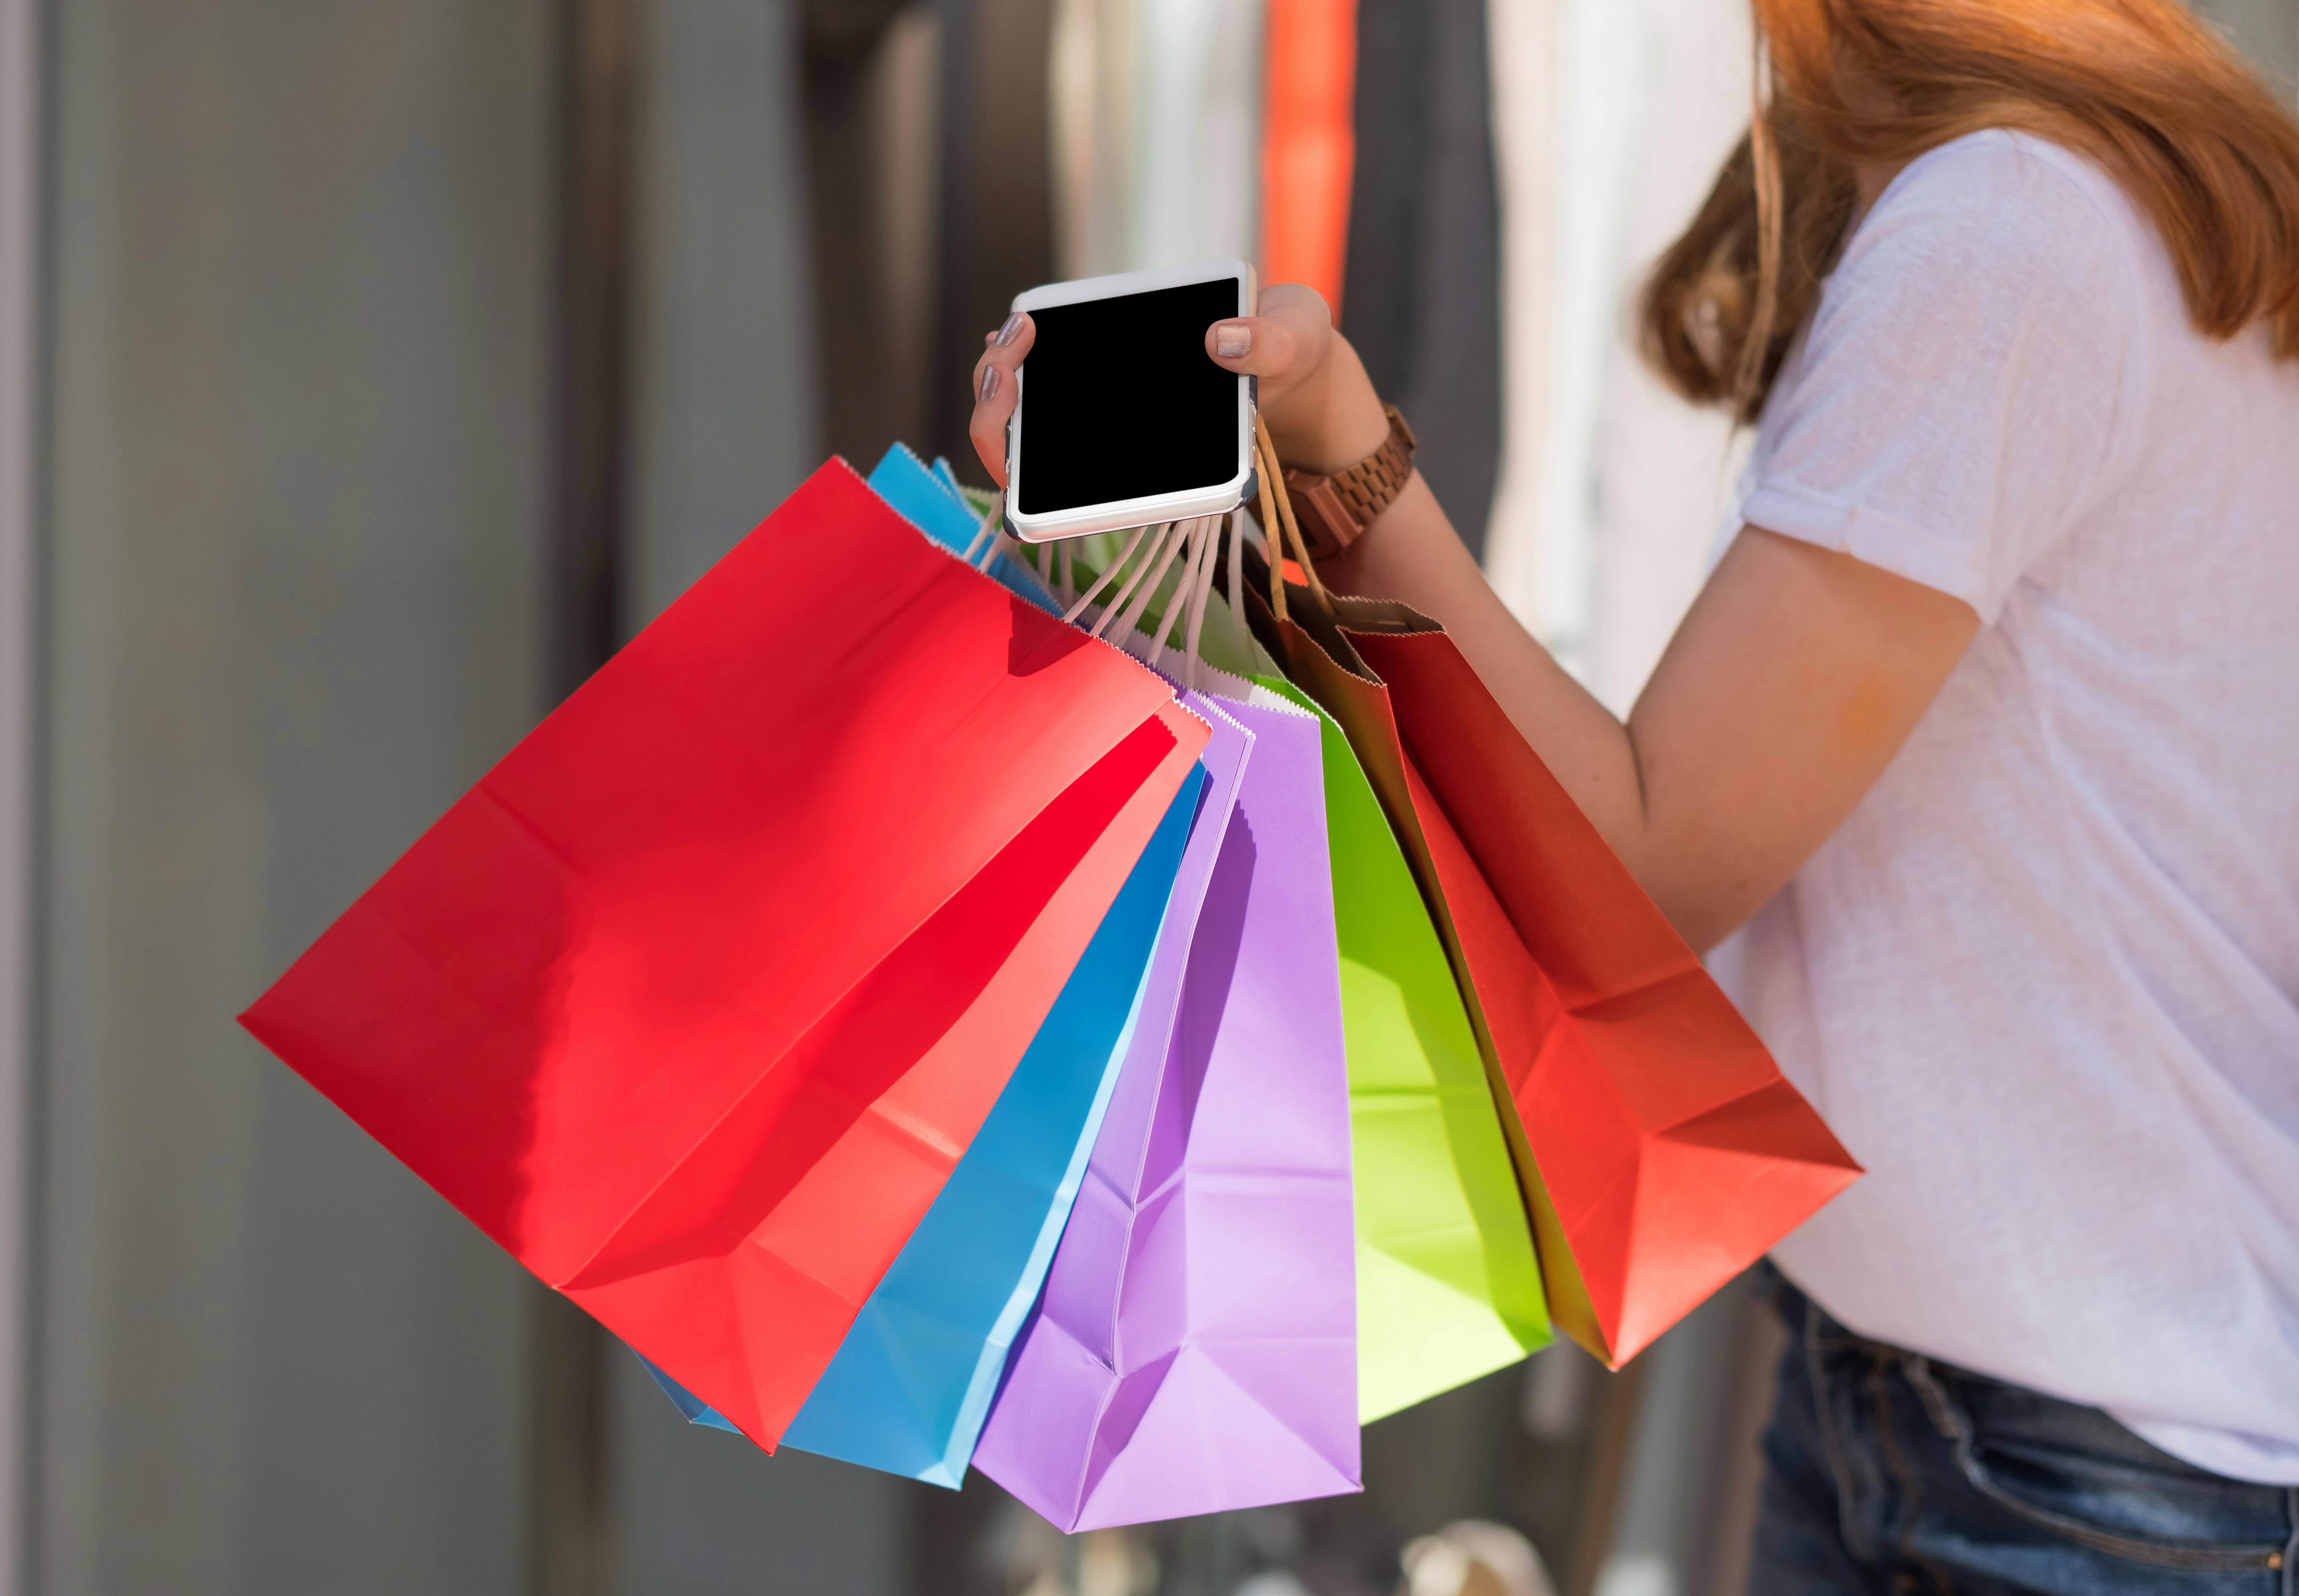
[1631,858,1765,959]
[1612,792,1790,956]
[1662,903,1745,959]
[1590,772,1778,957]
[1609,751,1747,955]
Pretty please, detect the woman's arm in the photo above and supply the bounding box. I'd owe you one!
[968,288,1979,953]
[1330,475,1977,951]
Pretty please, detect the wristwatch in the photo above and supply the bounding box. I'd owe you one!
[1277,403,1418,560]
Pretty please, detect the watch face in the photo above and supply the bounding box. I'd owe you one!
[1015,279,1240,518]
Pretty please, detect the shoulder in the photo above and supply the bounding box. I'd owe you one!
[1808,130,2156,389]
[1844,130,2151,295]
[1886,128,2127,213]
[1751,130,2161,621]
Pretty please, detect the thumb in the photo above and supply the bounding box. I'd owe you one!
[1204,282,1332,390]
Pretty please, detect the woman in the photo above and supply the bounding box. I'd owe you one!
[971,0,2299,1589]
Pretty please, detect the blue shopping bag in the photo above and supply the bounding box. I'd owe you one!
[875,444,1060,615]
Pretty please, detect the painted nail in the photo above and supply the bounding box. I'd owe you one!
[996,311,1026,346]
[979,364,1002,404]
[1214,322,1252,359]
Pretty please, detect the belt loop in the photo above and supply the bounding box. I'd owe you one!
[1902,1356,1962,1443]
[2279,1487,2295,1596]
[1807,1298,1874,1562]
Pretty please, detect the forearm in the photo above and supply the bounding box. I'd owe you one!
[1317,463,1979,955]
[1277,335,1778,947]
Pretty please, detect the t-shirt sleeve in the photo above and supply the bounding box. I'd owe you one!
[1742,133,2147,623]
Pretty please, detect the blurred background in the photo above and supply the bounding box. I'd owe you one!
[0,1,2292,1593]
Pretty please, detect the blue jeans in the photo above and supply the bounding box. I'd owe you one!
[1749,1270,2299,1594]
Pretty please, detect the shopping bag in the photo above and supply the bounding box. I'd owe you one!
[240,459,1208,1451]
[1238,490,1857,1365]
[1180,573,1550,1418]
[972,674,1361,1530]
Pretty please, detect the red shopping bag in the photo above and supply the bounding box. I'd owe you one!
[242,460,1208,1449]
[1237,540,1855,1367]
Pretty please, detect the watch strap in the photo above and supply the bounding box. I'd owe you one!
[1280,404,1418,560]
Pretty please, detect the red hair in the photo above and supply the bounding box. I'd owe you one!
[1642,0,2299,421]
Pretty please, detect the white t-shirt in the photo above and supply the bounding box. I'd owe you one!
[1711,129,2299,1484]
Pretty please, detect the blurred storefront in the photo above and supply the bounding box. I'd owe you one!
[0,2,2293,1594]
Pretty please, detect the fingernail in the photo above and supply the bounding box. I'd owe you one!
[1215,322,1252,359]
[996,312,1026,346]
[979,365,1001,404]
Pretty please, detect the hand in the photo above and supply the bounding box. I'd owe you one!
[1203,283,1390,474]
[966,285,1392,489]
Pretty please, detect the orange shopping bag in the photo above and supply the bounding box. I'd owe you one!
[1239,479,1856,1366]
[242,460,1207,1448]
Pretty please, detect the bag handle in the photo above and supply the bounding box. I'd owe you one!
[961,488,1007,568]
[1250,415,1335,624]
[1147,515,1224,691]
[1090,523,1178,641]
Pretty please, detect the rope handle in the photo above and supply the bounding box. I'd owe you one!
[1252,434,1286,626]
[1027,513,1230,692]
[1251,415,1335,622]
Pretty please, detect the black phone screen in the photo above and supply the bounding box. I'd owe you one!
[1015,279,1242,517]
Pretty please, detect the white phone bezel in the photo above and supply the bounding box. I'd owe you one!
[1003,256,1257,544]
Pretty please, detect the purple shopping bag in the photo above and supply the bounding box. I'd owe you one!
[972,685,1359,1529]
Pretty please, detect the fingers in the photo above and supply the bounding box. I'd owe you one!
[1203,282,1333,387]
[969,311,1034,488]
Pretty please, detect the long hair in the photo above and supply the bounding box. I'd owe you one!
[1641,0,2299,422]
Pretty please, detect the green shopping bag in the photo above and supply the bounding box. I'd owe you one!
[989,486,1550,1421]
[1212,624,1550,1417]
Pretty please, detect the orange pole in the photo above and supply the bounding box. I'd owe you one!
[1261,0,1358,315]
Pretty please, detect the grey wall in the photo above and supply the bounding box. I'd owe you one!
[0,0,37,1578]
[34,3,558,1591]
[611,1373,912,1596]
[622,0,822,634]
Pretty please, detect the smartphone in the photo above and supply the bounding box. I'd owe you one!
[1004,258,1257,543]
